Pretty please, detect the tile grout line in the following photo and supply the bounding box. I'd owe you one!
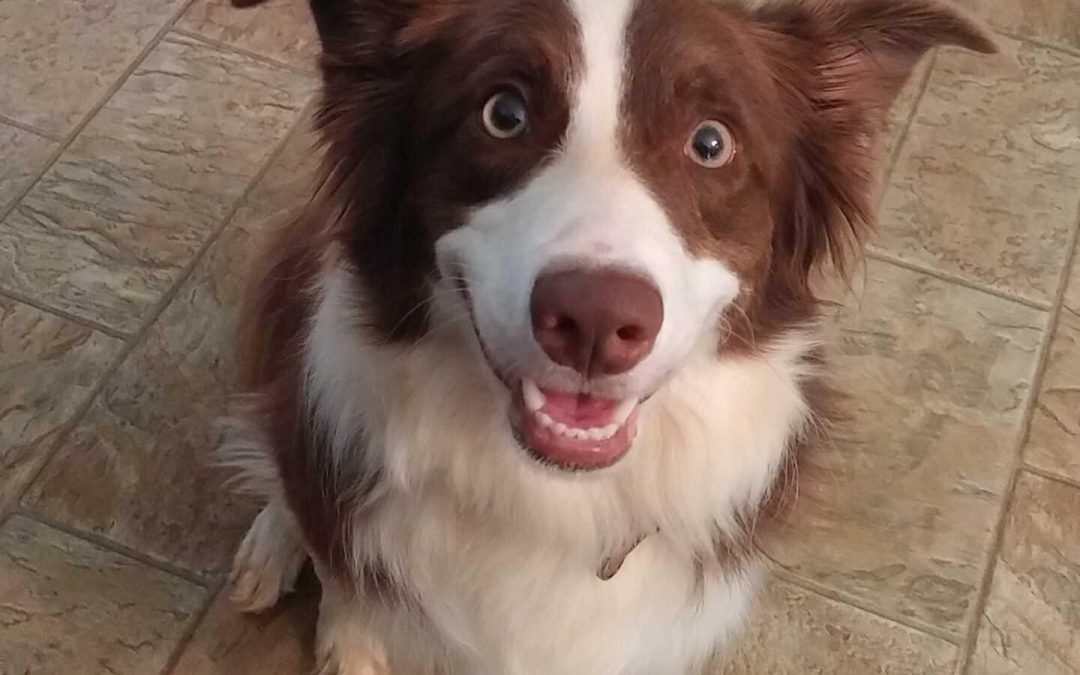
[0,287,131,340]
[149,101,322,675]
[866,248,1053,311]
[13,507,213,588]
[169,26,318,76]
[0,113,63,142]
[955,200,1080,675]
[1020,464,1080,492]
[10,96,314,592]
[879,50,937,202]
[769,564,962,646]
[995,29,1080,59]
[6,0,202,518]
[159,578,227,675]
[0,0,199,229]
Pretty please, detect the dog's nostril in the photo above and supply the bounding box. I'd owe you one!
[555,316,577,334]
[615,325,643,342]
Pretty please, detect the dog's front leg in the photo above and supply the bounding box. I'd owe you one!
[314,568,392,675]
[229,499,309,612]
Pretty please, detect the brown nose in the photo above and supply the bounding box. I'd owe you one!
[530,269,663,377]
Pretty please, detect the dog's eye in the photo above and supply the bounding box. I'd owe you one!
[685,120,735,168]
[482,91,528,139]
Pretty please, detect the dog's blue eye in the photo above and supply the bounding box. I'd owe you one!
[482,91,528,139]
[686,120,735,168]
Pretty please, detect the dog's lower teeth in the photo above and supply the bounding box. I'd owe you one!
[531,409,621,441]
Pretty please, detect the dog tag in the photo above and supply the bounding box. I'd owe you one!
[597,534,647,580]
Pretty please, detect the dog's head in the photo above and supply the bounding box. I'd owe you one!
[254,0,992,471]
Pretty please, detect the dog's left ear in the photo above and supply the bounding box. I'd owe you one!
[752,0,996,283]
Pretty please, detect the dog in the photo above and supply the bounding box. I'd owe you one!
[221,0,993,672]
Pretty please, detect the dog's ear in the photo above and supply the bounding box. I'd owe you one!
[752,0,995,283]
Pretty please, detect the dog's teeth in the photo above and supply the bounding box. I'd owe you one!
[613,398,637,425]
[552,422,569,436]
[569,428,588,440]
[536,411,554,428]
[522,379,545,413]
[601,423,618,438]
[585,428,606,441]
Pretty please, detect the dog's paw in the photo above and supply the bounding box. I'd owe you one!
[315,640,391,675]
[228,503,307,613]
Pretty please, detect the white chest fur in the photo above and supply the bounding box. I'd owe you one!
[295,268,814,673]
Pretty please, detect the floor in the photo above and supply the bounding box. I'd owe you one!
[0,0,1077,673]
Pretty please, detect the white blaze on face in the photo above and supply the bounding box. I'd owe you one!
[435,0,740,398]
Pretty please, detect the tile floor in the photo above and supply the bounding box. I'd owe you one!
[0,1,1077,673]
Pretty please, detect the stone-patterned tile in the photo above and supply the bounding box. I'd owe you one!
[955,0,1080,51]
[876,39,1080,305]
[0,123,58,213]
[1023,258,1080,482]
[884,56,932,166]
[969,472,1080,674]
[234,111,322,228]
[171,573,318,675]
[0,34,313,334]
[0,515,206,674]
[767,259,1046,634]
[0,298,123,515]
[717,579,957,674]
[0,0,185,136]
[178,0,319,68]
[22,216,261,576]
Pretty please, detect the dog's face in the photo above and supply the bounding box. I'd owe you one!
[308,0,993,471]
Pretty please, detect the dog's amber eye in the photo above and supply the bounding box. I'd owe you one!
[685,121,735,168]
[482,91,528,139]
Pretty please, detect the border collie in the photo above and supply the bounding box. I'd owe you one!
[222,0,993,672]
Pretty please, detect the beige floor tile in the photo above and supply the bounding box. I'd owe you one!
[0,514,206,674]
[969,472,1080,674]
[0,123,58,213]
[0,34,313,335]
[717,579,957,674]
[875,39,1080,305]
[884,57,933,165]
[178,0,319,68]
[0,0,185,137]
[767,259,1046,635]
[1024,256,1080,482]
[234,111,322,227]
[0,298,123,515]
[171,573,318,674]
[22,218,260,576]
[955,0,1080,51]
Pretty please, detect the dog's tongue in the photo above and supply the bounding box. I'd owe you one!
[516,381,639,470]
[541,389,621,428]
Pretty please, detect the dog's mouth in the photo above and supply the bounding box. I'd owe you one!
[511,379,640,471]
[449,275,641,471]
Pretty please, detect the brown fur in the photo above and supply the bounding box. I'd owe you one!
[228,0,993,590]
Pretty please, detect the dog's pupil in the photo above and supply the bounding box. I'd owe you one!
[493,94,526,131]
[692,126,723,160]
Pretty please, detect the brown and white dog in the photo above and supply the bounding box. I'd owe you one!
[222,0,993,672]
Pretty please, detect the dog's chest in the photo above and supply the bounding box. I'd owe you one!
[379,508,760,675]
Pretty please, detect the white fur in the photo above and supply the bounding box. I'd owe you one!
[229,2,817,672]
[229,499,307,613]
[227,263,814,673]
[435,0,739,401]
